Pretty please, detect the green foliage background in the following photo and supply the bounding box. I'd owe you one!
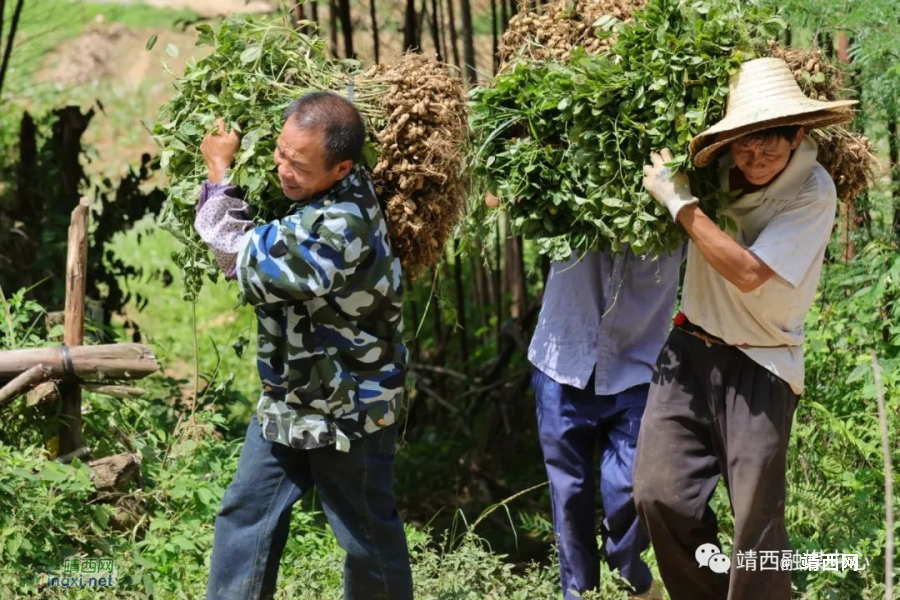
[0,0,897,598]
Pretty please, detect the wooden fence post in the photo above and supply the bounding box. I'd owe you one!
[58,197,89,456]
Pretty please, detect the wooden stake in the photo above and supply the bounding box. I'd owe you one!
[59,198,89,456]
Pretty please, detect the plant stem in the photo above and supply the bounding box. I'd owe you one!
[871,352,894,600]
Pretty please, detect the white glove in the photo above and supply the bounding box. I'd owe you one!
[642,148,698,222]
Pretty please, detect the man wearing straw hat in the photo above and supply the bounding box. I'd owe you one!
[633,57,857,599]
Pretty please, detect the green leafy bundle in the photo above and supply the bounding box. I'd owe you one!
[155,16,468,298]
[153,16,384,298]
[470,0,783,260]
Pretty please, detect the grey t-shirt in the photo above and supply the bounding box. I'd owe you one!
[682,137,836,394]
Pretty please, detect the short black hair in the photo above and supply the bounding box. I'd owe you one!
[282,91,366,168]
[739,125,802,146]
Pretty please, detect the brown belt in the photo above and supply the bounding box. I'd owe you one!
[675,320,794,350]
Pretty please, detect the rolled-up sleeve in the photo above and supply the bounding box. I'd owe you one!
[195,181,253,279]
[237,213,370,305]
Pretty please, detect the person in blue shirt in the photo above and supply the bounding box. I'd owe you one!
[528,248,679,599]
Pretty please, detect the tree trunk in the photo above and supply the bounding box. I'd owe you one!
[337,0,354,58]
[310,0,319,28]
[328,0,340,56]
[500,0,508,32]
[437,0,449,64]
[429,0,443,61]
[406,275,421,361]
[835,32,855,260]
[418,0,429,51]
[459,0,477,84]
[889,112,900,238]
[294,2,317,35]
[493,223,502,345]
[13,112,38,290]
[505,235,526,319]
[470,247,489,344]
[445,0,461,70]
[369,0,380,63]
[490,0,500,74]
[429,270,446,398]
[404,0,419,51]
[0,0,24,98]
[453,240,470,373]
[0,0,6,71]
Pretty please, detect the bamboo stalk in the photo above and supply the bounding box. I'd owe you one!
[0,344,159,381]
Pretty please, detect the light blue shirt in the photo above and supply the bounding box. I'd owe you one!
[528,247,683,396]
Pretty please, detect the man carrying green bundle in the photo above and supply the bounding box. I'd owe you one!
[635,57,857,600]
[193,91,413,600]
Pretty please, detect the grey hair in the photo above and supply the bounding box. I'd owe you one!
[282,91,365,167]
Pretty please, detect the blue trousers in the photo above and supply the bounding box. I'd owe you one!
[206,417,413,600]
[533,369,652,598]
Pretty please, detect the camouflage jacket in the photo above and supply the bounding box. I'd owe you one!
[197,166,406,451]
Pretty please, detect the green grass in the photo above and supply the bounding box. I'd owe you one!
[110,216,259,434]
[1,0,197,95]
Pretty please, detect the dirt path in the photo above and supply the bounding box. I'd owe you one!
[93,0,276,18]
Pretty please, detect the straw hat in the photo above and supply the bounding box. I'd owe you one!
[689,57,857,167]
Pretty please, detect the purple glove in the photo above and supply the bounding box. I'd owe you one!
[195,180,254,279]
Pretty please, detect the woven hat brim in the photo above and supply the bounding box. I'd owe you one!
[691,108,855,167]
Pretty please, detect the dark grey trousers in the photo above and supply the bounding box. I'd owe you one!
[633,327,799,600]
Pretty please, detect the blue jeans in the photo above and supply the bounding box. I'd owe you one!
[533,369,652,599]
[206,417,413,600]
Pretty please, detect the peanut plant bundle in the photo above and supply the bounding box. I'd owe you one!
[501,0,648,64]
[471,0,784,260]
[768,43,878,205]
[153,16,467,299]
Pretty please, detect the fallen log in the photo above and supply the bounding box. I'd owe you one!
[0,344,159,382]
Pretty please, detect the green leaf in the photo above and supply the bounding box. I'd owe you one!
[166,43,179,58]
[146,34,158,52]
[240,45,263,64]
